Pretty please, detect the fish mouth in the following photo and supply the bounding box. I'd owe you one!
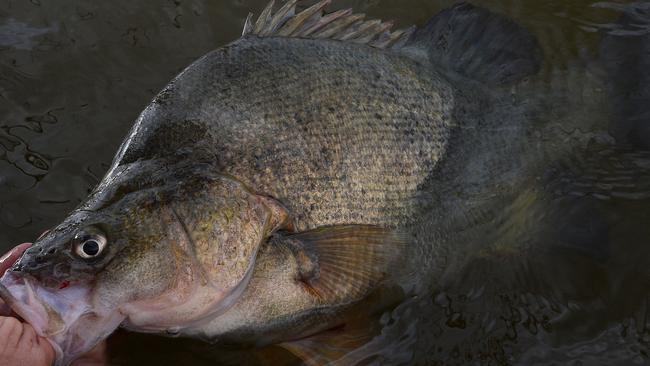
[0,273,57,336]
[0,271,125,366]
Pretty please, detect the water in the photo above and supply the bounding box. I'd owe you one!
[1,0,649,365]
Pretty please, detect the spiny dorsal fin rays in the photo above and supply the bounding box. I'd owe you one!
[253,0,275,34]
[294,8,352,37]
[242,13,254,36]
[353,20,393,44]
[312,13,366,39]
[260,0,298,36]
[391,26,416,48]
[371,26,416,49]
[335,19,382,41]
[276,0,332,37]
[244,0,415,50]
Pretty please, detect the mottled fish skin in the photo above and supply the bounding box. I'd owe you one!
[114,37,455,231]
[100,6,562,348]
[106,34,531,343]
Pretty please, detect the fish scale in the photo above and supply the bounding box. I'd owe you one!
[117,37,453,230]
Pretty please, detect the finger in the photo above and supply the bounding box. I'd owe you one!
[17,320,37,349]
[0,243,32,274]
[0,316,24,348]
[34,332,57,363]
[24,324,56,365]
[0,317,55,366]
[17,323,56,365]
[1,242,35,315]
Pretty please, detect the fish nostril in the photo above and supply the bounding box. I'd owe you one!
[35,256,45,263]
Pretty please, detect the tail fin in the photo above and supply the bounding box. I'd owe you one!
[402,2,543,85]
[600,3,650,148]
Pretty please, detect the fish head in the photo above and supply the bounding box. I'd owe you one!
[0,160,287,364]
[0,211,125,365]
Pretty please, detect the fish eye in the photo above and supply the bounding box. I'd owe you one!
[74,232,107,259]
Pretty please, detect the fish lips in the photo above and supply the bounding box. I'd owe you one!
[0,271,124,366]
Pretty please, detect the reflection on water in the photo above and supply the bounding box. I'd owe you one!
[1,0,649,365]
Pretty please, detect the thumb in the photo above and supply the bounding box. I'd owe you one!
[0,243,32,315]
[0,243,32,275]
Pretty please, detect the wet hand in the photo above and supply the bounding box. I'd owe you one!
[0,243,56,366]
[0,242,110,366]
[0,316,56,366]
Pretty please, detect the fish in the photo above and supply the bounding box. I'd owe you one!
[0,0,643,365]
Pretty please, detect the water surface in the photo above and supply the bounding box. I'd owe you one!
[1,0,648,365]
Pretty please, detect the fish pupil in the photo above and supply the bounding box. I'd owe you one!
[83,240,100,256]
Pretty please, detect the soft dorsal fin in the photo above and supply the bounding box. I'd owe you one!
[404,3,542,85]
[242,0,416,50]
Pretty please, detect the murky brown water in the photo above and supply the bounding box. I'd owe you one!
[1,0,649,365]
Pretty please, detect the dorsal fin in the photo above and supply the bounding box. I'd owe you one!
[403,3,542,85]
[242,0,415,50]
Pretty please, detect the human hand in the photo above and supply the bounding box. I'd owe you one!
[0,243,56,366]
[0,241,110,366]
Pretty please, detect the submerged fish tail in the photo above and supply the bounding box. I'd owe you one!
[599,2,650,149]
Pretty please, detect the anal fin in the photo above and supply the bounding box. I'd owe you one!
[279,321,379,366]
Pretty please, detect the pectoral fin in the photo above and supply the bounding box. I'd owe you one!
[271,225,407,304]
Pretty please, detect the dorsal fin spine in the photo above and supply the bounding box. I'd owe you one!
[277,0,332,36]
[253,0,275,34]
[260,0,297,36]
[242,13,254,36]
[355,21,393,44]
[295,8,352,37]
[313,14,365,39]
[370,26,414,49]
[336,19,381,41]
[244,0,414,50]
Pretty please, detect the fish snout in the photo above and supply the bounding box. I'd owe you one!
[15,243,50,267]
[11,243,76,286]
